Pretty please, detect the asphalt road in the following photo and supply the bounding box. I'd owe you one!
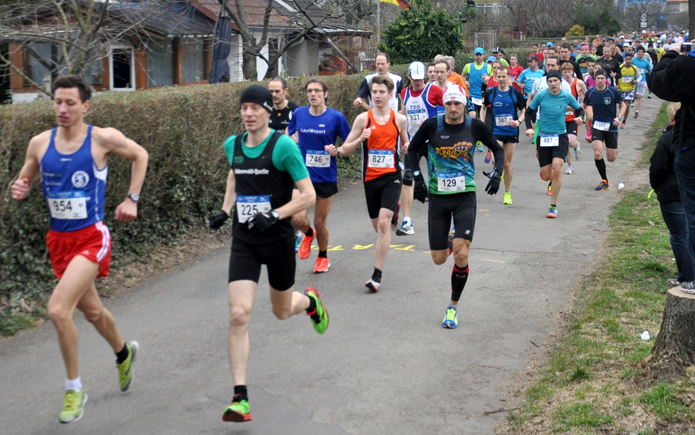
[0,96,663,435]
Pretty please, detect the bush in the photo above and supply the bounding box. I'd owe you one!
[0,75,367,312]
[566,25,585,37]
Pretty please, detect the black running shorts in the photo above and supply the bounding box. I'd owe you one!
[228,236,296,291]
[535,133,570,167]
[312,181,339,199]
[591,130,618,149]
[494,135,519,144]
[364,172,402,220]
[565,121,578,136]
[428,191,477,250]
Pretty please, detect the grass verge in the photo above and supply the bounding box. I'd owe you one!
[503,103,695,434]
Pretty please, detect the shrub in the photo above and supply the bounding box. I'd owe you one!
[566,25,585,37]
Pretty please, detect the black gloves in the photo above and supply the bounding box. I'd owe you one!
[483,167,502,196]
[208,210,229,230]
[413,170,428,203]
[245,210,279,233]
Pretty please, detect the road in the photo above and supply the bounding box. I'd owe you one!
[0,96,663,435]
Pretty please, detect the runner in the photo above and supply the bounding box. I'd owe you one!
[353,52,403,112]
[596,43,622,87]
[525,56,572,150]
[631,46,652,119]
[427,62,437,83]
[288,78,351,273]
[10,75,148,423]
[508,53,525,93]
[463,47,492,117]
[517,56,545,99]
[268,77,299,133]
[584,69,627,191]
[530,43,545,63]
[617,52,640,128]
[398,61,444,236]
[576,45,597,76]
[492,47,510,66]
[405,86,504,329]
[561,62,587,175]
[528,70,584,218]
[442,55,468,92]
[559,43,584,78]
[207,84,328,423]
[327,75,409,292]
[583,59,598,142]
[480,66,526,205]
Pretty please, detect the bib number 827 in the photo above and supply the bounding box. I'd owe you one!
[371,155,386,164]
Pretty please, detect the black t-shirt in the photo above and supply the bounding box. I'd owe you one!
[596,58,622,86]
[596,45,604,57]
[269,101,299,131]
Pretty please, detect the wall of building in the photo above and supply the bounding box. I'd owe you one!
[286,38,319,77]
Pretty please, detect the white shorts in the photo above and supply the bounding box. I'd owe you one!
[635,81,647,96]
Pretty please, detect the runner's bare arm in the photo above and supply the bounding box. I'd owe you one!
[11,134,46,200]
[332,113,369,157]
[274,176,315,219]
[221,169,236,215]
[395,113,409,154]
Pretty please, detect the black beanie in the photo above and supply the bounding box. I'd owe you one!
[239,84,273,113]
[594,69,608,79]
[546,70,562,81]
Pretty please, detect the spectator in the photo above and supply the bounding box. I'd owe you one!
[649,103,694,287]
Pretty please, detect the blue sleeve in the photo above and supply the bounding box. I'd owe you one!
[584,89,593,106]
[568,92,581,110]
[287,108,299,135]
[337,112,351,143]
[529,90,542,111]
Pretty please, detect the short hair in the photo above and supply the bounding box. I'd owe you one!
[369,75,395,93]
[560,42,571,50]
[52,75,91,102]
[492,60,502,69]
[532,43,539,48]
[546,55,559,65]
[587,59,596,65]
[375,52,390,63]
[269,76,288,88]
[305,77,328,92]
[561,62,574,71]
[548,47,557,53]
[510,53,519,59]
[435,60,450,71]
[496,65,509,75]
[624,52,633,58]
[427,62,436,69]
[442,55,455,68]
[434,54,444,62]
[636,45,645,52]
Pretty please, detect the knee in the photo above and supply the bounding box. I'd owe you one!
[378,217,390,233]
[454,251,469,266]
[551,166,562,178]
[82,307,104,325]
[229,304,252,328]
[272,305,292,320]
[314,216,327,231]
[504,160,512,171]
[47,302,71,329]
[593,149,602,159]
[607,154,617,162]
[432,252,448,265]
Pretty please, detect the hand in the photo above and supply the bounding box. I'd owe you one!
[11,178,30,200]
[483,168,502,196]
[613,117,620,126]
[360,128,371,141]
[207,210,229,230]
[413,171,428,203]
[509,120,520,128]
[525,128,535,140]
[353,97,363,107]
[114,200,138,222]
[245,210,279,233]
[575,117,583,126]
[671,41,682,53]
[325,144,338,157]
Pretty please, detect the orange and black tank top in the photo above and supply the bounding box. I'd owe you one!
[361,109,401,182]
[565,78,578,122]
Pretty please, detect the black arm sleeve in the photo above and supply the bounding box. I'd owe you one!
[514,89,526,113]
[574,63,583,80]
[471,118,504,174]
[482,89,492,107]
[525,108,536,129]
[357,79,370,99]
[575,106,585,118]
[406,118,436,171]
[649,52,695,102]
[649,132,671,190]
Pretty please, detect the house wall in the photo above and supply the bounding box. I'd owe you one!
[286,38,319,77]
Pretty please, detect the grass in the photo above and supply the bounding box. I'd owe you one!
[504,103,695,433]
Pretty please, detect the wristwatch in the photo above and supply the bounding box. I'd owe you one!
[270,210,280,220]
[127,193,140,202]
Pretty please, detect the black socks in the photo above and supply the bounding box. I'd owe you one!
[451,264,469,302]
[234,385,248,402]
[318,250,327,258]
[595,158,607,181]
[116,343,129,364]
[305,227,314,238]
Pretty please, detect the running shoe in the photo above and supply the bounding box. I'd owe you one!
[476,141,484,152]
[574,144,582,161]
[595,179,610,191]
[222,394,252,422]
[547,183,552,196]
[682,282,695,295]
[313,257,330,274]
[503,191,512,205]
[634,111,639,119]
[630,102,634,108]
[667,278,681,287]
[396,221,414,236]
[117,341,139,392]
[484,150,492,163]
[59,390,87,424]
[298,228,315,260]
[365,268,381,292]
[547,206,558,219]
[620,122,625,129]
[442,305,458,329]
[295,234,304,253]
[648,93,652,99]
[585,132,592,143]
[391,202,401,231]
[565,164,574,175]
[305,287,329,333]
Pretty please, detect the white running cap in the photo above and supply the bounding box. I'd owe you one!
[408,61,426,80]
[443,85,467,105]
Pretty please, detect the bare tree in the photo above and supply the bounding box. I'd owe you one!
[504,0,575,37]
[623,0,666,31]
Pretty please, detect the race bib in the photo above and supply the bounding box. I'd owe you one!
[622,76,633,83]
[495,115,513,126]
[471,97,483,106]
[368,149,395,169]
[594,120,611,131]
[306,150,330,168]
[236,195,271,223]
[566,109,575,116]
[539,134,559,147]
[436,172,466,192]
[406,107,428,125]
[47,191,87,220]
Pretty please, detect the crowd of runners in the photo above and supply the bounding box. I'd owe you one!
[9,28,690,426]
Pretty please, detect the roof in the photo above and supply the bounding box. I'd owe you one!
[193,0,292,30]
[107,1,215,38]
[268,0,371,36]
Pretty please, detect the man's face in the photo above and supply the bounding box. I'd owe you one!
[595,75,607,88]
[547,77,561,92]
[435,63,449,84]
[560,47,570,60]
[475,53,484,63]
[410,77,425,91]
[548,48,557,56]
[241,103,270,133]
[587,62,595,73]
[624,56,632,67]
[375,55,389,75]
[427,65,436,82]
[496,69,509,87]
[445,101,464,122]
[532,45,539,53]
[54,87,89,128]
[493,51,500,59]
[370,83,392,108]
[604,47,612,59]
[306,83,327,107]
[268,81,288,105]
[562,68,574,82]
[529,59,538,70]
[546,60,558,71]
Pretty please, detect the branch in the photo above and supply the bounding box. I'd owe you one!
[222,0,251,43]
[0,50,52,97]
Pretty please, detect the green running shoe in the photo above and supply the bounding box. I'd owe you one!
[59,390,87,423]
[503,191,512,205]
[442,305,458,329]
[223,394,252,422]
[305,287,329,334]
[117,341,139,392]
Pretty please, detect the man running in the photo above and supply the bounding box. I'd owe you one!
[528,70,584,218]
[327,76,409,292]
[480,66,525,205]
[559,43,584,78]
[288,78,351,273]
[427,62,437,83]
[617,52,640,128]
[353,52,403,112]
[405,86,503,329]
[207,84,328,423]
[398,61,444,236]
[517,56,544,98]
[631,46,652,119]
[561,62,587,174]
[268,77,298,133]
[596,43,622,87]
[508,53,525,93]
[584,69,627,191]
[11,75,148,423]
[463,47,492,117]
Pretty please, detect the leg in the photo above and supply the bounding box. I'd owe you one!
[47,256,101,380]
[375,208,394,270]
[635,94,643,112]
[227,280,257,387]
[659,201,695,283]
[592,140,604,160]
[269,285,311,320]
[503,141,516,191]
[77,282,125,353]
[550,157,564,205]
[449,239,471,305]
[540,164,552,182]
[291,188,311,234]
[674,149,695,275]
[313,196,334,252]
[401,184,413,223]
[606,148,618,163]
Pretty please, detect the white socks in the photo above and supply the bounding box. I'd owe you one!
[403,217,412,225]
[65,377,82,393]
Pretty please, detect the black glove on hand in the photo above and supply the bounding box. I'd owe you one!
[208,210,229,230]
[483,168,502,196]
[413,170,428,203]
[245,210,279,233]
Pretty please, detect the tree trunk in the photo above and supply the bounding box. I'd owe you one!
[641,287,695,382]
[242,47,257,81]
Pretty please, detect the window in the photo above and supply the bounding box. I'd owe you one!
[147,39,174,87]
[26,43,53,84]
[181,39,205,83]
[477,3,493,14]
